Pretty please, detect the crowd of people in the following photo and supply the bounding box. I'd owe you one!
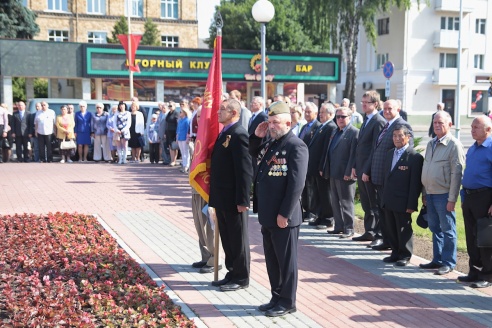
[188,89,491,319]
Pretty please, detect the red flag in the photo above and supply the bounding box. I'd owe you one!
[189,35,223,202]
[118,34,142,72]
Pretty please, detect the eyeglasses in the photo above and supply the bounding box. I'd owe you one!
[96,106,102,109]
[360,101,374,104]
[336,115,349,119]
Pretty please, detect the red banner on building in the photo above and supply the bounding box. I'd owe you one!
[189,35,223,202]
[118,34,142,72]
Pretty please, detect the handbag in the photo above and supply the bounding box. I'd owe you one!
[416,205,428,229]
[1,138,10,149]
[477,215,492,248]
[60,138,76,150]
[138,135,145,148]
[112,133,120,146]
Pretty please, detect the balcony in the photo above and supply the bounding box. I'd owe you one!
[434,0,473,13]
[432,68,469,85]
[433,30,469,49]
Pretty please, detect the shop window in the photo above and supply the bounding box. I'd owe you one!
[376,53,388,70]
[475,19,486,34]
[47,0,68,11]
[48,30,69,42]
[377,18,389,35]
[125,0,143,17]
[474,54,484,69]
[161,36,179,48]
[440,16,459,31]
[88,0,106,14]
[161,0,178,19]
[88,32,107,44]
[439,53,457,68]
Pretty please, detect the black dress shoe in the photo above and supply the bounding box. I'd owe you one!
[352,233,374,242]
[395,259,409,267]
[419,262,441,269]
[435,265,452,275]
[265,304,297,317]
[457,274,479,283]
[340,232,354,239]
[383,256,398,263]
[305,217,316,223]
[368,239,383,247]
[191,260,207,268]
[308,218,321,226]
[220,283,248,292]
[258,301,277,312]
[470,281,492,288]
[327,230,343,235]
[372,243,391,251]
[211,277,231,287]
[199,264,222,273]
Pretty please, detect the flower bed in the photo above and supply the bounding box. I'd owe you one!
[0,213,196,327]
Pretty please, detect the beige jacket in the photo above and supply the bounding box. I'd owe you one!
[421,133,465,202]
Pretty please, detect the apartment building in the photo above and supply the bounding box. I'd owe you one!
[23,0,198,48]
[343,0,491,120]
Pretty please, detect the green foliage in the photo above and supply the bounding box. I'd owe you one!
[0,0,39,39]
[207,0,316,52]
[107,16,129,43]
[141,18,161,46]
[12,77,48,101]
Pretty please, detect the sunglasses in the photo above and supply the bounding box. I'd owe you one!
[336,115,349,119]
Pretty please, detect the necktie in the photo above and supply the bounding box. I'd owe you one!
[377,122,389,145]
[249,114,256,128]
[360,117,368,132]
[299,124,310,139]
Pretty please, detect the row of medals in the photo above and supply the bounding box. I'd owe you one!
[269,162,288,176]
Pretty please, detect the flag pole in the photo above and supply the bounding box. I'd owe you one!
[127,2,134,99]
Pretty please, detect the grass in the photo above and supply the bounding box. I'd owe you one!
[354,197,467,252]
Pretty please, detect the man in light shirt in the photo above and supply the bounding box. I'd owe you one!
[34,101,56,163]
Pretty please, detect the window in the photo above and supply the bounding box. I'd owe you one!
[377,18,389,35]
[475,19,486,34]
[161,36,179,48]
[474,54,484,69]
[47,0,68,11]
[376,53,388,70]
[440,17,459,30]
[125,0,143,17]
[161,0,178,19]
[88,32,107,44]
[48,30,69,42]
[88,0,106,14]
[439,53,457,68]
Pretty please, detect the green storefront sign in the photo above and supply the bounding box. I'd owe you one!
[84,45,340,83]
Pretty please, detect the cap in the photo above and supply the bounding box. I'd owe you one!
[152,114,158,119]
[268,101,290,116]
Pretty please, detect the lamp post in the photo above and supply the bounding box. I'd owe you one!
[252,0,275,102]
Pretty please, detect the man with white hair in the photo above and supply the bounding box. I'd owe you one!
[341,98,350,107]
[420,111,465,275]
[34,101,56,162]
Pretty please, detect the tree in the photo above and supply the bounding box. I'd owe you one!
[0,0,39,39]
[107,16,128,43]
[297,0,420,101]
[12,77,48,102]
[141,18,161,46]
[207,0,316,52]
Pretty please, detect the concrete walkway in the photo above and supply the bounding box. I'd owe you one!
[1,162,491,327]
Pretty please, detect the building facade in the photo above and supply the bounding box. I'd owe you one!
[341,0,491,120]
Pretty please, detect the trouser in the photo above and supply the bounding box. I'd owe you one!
[301,174,318,218]
[38,134,53,162]
[15,134,30,162]
[30,136,39,162]
[93,134,111,161]
[330,179,356,233]
[192,192,215,266]
[160,139,171,163]
[357,175,379,236]
[374,184,389,244]
[316,175,333,219]
[384,209,413,260]
[149,143,160,163]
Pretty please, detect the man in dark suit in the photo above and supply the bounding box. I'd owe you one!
[249,101,308,317]
[368,99,413,250]
[381,125,423,266]
[352,91,386,244]
[11,101,31,162]
[248,96,268,173]
[307,102,336,229]
[299,102,321,221]
[321,107,359,238]
[209,99,253,292]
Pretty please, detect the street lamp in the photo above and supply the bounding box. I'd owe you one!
[252,0,275,103]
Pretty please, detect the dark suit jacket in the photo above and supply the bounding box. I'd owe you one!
[299,120,321,145]
[247,111,268,136]
[369,118,413,186]
[381,147,423,213]
[307,120,336,176]
[354,113,386,176]
[320,125,359,180]
[399,110,408,122]
[12,111,31,137]
[209,122,253,212]
[249,132,308,228]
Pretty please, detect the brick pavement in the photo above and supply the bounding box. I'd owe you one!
[1,162,492,327]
